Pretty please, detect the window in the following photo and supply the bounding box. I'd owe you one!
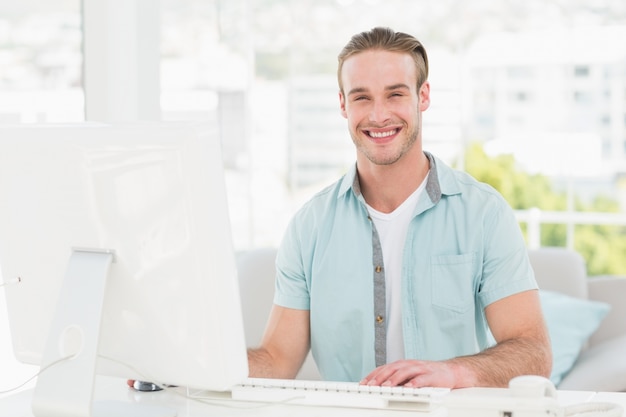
[510,91,530,102]
[507,66,533,79]
[1,1,625,272]
[602,139,611,158]
[573,90,592,104]
[0,2,83,123]
[574,65,590,77]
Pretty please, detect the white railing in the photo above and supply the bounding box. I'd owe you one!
[515,208,626,250]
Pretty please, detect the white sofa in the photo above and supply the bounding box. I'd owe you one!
[236,247,626,390]
[236,248,321,380]
[528,247,626,391]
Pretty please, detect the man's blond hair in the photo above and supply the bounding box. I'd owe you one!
[337,27,429,94]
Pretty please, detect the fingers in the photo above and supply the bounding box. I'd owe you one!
[360,360,455,388]
[361,360,422,387]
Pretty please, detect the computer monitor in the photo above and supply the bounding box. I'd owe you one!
[0,122,249,416]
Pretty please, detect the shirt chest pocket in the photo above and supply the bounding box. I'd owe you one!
[430,253,476,314]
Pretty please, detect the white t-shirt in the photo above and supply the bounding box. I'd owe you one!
[365,173,428,363]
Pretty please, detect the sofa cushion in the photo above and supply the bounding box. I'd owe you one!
[558,334,626,391]
[529,248,588,299]
[539,290,610,386]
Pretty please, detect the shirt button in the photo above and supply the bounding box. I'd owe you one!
[376,315,384,324]
[375,265,382,273]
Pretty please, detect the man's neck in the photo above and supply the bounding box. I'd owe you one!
[357,150,430,214]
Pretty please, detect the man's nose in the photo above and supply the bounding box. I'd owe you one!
[369,100,391,124]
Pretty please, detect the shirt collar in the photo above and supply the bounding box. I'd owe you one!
[338,151,459,203]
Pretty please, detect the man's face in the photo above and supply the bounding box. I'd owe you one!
[339,49,430,166]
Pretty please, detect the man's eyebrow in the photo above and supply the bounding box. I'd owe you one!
[347,84,411,96]
[347,87,368,96]
[385,83,411,91]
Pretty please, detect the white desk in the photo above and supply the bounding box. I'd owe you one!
[0,376,440,417]
[1,376,625,417]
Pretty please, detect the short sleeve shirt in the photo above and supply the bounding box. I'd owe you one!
[273,152,537,382]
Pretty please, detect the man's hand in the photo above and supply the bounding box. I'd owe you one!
[361,290,551,389]
[360,359,463,388]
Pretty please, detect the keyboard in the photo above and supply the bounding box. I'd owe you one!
[229,378,450,411]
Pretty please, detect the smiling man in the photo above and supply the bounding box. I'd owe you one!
[247,27,552,389]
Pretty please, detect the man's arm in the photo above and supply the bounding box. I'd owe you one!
[361,289,552,388]
[453,288,552,386]
[247,305,311,379]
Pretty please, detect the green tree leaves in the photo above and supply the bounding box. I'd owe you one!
[461,142,626,276]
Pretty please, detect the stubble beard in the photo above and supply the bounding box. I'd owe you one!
[352,122,420,166]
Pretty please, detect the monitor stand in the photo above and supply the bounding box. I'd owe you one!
[31,249,175,417]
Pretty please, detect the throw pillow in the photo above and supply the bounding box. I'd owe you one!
[539,290,610,386]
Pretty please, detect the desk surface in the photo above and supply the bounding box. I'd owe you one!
[1,376,625,417]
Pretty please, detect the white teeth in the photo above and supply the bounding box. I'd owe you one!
[369,130,396,138]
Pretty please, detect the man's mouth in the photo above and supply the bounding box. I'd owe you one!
[366,128,399,139]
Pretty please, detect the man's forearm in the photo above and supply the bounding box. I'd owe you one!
[247,347,276,378]
[447,336,552,388]
[247,346,303,379]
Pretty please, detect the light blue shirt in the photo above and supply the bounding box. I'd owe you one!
[274,152,537,382]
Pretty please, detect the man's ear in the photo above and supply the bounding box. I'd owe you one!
[339,91,348,119]
[418,81,431,111]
